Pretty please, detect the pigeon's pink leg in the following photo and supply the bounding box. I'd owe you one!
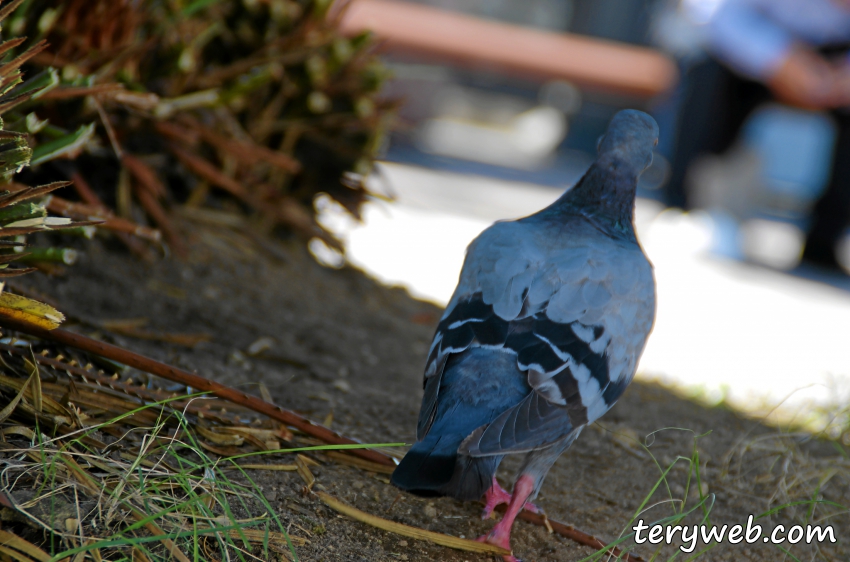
[481,477,541,520]
[477,474,535,562]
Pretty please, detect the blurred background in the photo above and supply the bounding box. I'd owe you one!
[315,0,850,432]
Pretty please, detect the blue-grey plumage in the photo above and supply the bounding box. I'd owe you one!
[391,109,659,560]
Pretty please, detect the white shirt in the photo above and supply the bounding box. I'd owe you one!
[706,0,850,80]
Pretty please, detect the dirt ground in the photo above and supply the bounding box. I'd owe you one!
[14,219,849,562]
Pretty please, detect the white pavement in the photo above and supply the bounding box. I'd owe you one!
[318,163,850,433]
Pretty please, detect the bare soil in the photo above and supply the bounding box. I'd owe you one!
[15,221,848,562]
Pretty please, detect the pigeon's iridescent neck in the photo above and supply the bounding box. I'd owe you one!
[535,158,639,241]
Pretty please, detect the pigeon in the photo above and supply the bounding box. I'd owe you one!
[390,109,659,561]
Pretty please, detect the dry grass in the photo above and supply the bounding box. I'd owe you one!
[0,335,403,561]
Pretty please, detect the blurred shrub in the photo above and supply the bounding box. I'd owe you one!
[9,0,396,254]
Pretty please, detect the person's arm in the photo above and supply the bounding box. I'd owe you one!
[706,0,841,109]
[706,0,795,81]
[768,44,841,109]
[832,56,850,108]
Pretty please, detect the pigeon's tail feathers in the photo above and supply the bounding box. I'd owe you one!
[390,436,457,497]
[391,435,500,501]
[442,453,501,501]
[395,348,525,500]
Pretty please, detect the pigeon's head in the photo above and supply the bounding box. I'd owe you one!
[596,109,659,173]
[537,109,657,234]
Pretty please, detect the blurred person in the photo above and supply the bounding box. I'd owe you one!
[666,0,850,272]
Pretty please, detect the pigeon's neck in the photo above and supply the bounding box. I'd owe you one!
[542,156,639,239]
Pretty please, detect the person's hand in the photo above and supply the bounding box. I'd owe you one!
[766,45,847,109]
[830,62,850,108]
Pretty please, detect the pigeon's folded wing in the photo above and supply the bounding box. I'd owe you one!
[418,220,655,454]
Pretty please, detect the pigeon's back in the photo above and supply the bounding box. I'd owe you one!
[452,215,655,427]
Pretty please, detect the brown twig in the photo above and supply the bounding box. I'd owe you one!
[133,183,187,257]
[179,116,302,174]
[0,315,394,467]
[69,172,156,259]
[161,128,338,247]
[0,37,26,60]
[47,195,161,242]
[512,509,644,562]
[167,143,252,202]
[121,154,186,254]
[70,172,108,208]
[0,39,48,76]
[0,342,251,427]
[94,97,123,158]
[153,120,200,147]
[275,195,344,251]
[189,48,316,89]
[122,154,167,198]
[0,0,26,22]
[39,83,125,101]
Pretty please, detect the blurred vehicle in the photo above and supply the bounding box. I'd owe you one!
[340,0,676,192]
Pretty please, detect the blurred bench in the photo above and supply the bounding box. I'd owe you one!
[338,0,678,98]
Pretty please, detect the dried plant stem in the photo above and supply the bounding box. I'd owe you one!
[168,143,252,202]
[323,450,395,474]
[316,491,511,556]
[70,172,107,208]
[47,195,161,242]
[0,342,247,427]
[179,116,302,173]
[69,172,155,260]
[133,184,187,257]
[0,529,52,562]
[511,508,645,562]
[39,83,125,100]
[122,154,167,198]
[60,452,192,562]
[0,314,395,467]
[0,38,26,65]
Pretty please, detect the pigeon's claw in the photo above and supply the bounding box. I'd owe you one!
[481,478,512,519]
[475,533,520,562]
[481,477,541,520]
[477,474,535,562]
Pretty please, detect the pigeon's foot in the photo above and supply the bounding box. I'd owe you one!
[476,474,536,562]
[481,477,541,520]
[475,529,521,562]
